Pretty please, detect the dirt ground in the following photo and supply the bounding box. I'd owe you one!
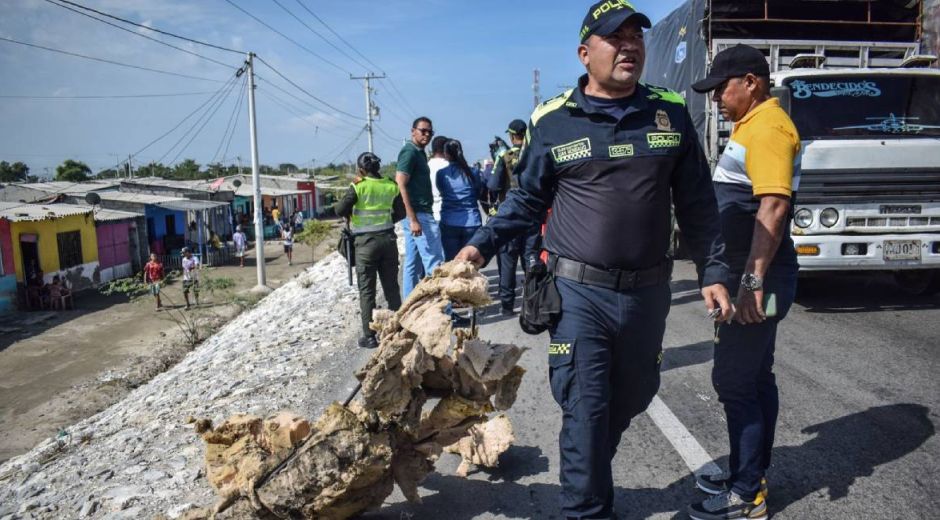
[0,235,338,464]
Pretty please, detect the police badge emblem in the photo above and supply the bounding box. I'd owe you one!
[655,109,673,131]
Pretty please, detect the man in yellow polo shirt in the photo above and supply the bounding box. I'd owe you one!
[687,44,801,520]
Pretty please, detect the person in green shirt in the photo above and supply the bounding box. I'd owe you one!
[396,116,445,298]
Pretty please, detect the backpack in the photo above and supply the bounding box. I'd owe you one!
[502,147,521,190]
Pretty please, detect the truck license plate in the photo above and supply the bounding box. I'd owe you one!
[883,240,921,261]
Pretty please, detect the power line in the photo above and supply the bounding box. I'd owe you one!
[220,81,247,164]
[255,75,361,130]
[331,125,367,164]
[129,76,240,162]
[383,77,419,117]
[374,123,403,146]
[52,0,242,54]
[213,75,248,163]
[271,0,371,72]
[223,0,350,75]
[292,0,384,73]
[0,36,227,83]
[0,91,217,100]
[254,55,361,120]
[43,0,238,70]
[166,76,242,164]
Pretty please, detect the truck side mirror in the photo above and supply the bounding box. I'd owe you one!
[771,86,791,114]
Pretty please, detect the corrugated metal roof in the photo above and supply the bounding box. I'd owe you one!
[93,192,229,210]
[5,181,117,196]
[121,178,222,191]
[235,185,312,197]
[94,208,144,222]
[0,201,93,222]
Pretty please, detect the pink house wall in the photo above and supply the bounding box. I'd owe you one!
[0,219,13,275]
[96,222,131,269]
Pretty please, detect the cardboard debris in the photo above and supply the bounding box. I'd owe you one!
[179,261,526,519]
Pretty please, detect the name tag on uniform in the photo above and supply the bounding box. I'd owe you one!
[609,144,635,158]
[552,138,592,164]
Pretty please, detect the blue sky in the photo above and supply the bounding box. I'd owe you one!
[0,0,686,176]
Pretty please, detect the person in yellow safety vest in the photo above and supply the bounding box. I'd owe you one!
[333,152,406,349]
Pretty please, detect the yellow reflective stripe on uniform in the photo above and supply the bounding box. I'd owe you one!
[644,83,686,106]
[531,89,574,126]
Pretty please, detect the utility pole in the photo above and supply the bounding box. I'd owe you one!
[350,73,386,153]
[533,69,541,108]
[127,154,133,178]
[245,52,270,293]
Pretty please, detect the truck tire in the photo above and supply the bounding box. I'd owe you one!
[893,270,940,296]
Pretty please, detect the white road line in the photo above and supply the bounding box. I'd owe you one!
[646,395,722,477]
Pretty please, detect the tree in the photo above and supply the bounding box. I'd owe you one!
[278,163,299,175]
[0,161,30,182]
[173,159,202,179]
[55,159,91,182]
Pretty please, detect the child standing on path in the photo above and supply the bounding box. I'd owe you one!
[181,248,200,310]
[282,225,294,266]
[143,253,165,311]
[233,225,248,268]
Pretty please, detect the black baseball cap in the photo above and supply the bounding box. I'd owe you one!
[580,0,651,43]
[507,119,527,136]
[692,44,770,93]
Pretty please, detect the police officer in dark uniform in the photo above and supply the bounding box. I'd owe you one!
[489,119,543,315]
[457,2,733,518]
[334,152,405,349]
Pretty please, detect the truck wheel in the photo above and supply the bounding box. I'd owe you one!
[893,270,940,296]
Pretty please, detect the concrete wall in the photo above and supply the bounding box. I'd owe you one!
[10,213,99,290]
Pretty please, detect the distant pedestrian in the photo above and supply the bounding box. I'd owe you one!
[233,225,247,268]
[271,205,281,225]
[396,116,445,298]
[282,225,294,266]
[436,139,483,260]
[294,210,304,231]
[143,253,165,311]
[181,248,200,310]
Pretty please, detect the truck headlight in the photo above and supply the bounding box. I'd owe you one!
[794,208,813,228]
[820,208,839,228]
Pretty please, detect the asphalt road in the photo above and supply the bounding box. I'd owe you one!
[365,260,940,520]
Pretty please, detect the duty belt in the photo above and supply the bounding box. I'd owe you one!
[549,255,672,292]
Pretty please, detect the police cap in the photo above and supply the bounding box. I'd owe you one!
[507,119,527,136]
[580,0,651,44]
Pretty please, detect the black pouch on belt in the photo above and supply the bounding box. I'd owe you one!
[519,262,561,335]
[337,226,356,267]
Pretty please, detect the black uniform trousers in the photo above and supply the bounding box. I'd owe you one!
[549,276,671,519]
[496,222,542,310]
[354,230,401,337]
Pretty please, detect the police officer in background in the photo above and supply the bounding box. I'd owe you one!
[334,152,405,349]
[456,2,733,518]
[488,119,543,315]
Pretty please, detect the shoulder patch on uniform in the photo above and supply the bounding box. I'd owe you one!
[531,89,574,126]
[644,83,686,106]
[551,137,592,163]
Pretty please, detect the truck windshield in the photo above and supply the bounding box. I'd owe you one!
[783,74,940,139]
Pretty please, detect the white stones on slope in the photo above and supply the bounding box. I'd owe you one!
[0,253,359,518]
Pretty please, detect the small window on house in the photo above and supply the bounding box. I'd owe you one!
[57,230,83,269]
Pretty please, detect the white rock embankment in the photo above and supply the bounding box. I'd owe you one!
[0,254,365,520]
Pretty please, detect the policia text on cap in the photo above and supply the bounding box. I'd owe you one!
[456,1,733,519]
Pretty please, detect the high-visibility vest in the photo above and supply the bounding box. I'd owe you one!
[350,176,398,234]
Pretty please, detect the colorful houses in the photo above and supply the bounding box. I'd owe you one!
[0,202,100,310]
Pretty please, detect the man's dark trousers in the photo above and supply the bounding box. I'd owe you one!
[550,276,671,519]
[712,272,796,501]
[354,230,401,337]
[496,223,541,310]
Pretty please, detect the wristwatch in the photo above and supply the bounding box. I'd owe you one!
[740,273,763,292]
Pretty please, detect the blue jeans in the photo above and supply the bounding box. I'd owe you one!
[402,213,444,299]
[440,224,480,261]
[550,277,671,519]
[712,272,797,501]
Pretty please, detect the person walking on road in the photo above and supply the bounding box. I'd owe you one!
[686,44,802,520]
[233,225,247,268]
[436,139,483,260]
[181,247,200,310]
[282,225,294,266]
[489,119,543,315]
[396,116,445,299]
[143,253,164,311]
[334,152,405,349]
[456,3,733,518]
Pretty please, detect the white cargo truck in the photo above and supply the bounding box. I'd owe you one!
[644,0,940,294]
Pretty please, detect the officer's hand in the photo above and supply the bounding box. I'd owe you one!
[734,287,765,325]
[701,283,734,323]
[455,246,485,268]
[410,218,423,237]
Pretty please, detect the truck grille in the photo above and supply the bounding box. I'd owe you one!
[845,216,940,229]
[797,169,940,204]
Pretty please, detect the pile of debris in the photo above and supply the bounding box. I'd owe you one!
[180,261,526,519]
